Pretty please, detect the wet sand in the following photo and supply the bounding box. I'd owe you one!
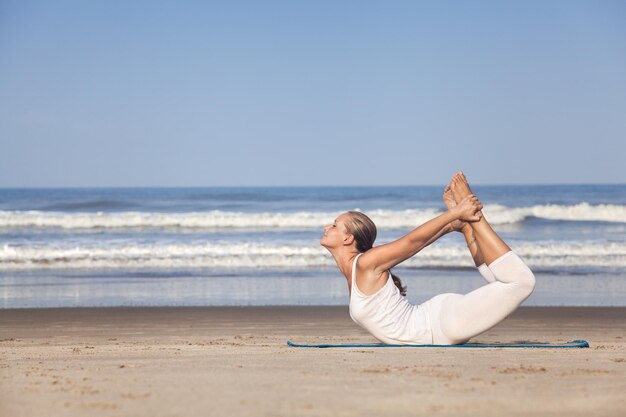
[1,306,625,416]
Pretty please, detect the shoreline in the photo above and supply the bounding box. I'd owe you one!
[3,268,625,308]
[2,305,624,338]
[1,306,625,416]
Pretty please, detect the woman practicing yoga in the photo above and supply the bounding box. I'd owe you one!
[320,172,536,345]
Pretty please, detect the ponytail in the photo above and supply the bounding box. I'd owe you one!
[390,272,407,297]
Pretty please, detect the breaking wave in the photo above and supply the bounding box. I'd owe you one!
[2,241,625,271]
[1,202,625,231]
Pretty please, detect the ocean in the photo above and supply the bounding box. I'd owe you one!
[1,185,625,308]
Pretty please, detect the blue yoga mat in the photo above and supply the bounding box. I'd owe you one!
[287,339,589,349]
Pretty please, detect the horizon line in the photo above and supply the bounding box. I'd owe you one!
[1,182,625,190]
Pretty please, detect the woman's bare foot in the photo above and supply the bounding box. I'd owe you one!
[443,183,457,209]
[450,172,474,205]
[449,171,511,264]
[443,184,467,232]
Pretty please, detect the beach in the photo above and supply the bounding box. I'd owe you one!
[3,1,626,415]
[1,306,625,417]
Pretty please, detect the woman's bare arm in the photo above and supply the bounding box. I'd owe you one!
[359,195,482,274]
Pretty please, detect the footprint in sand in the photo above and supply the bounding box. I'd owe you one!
[493,364,547,374]
[121,392,152,399]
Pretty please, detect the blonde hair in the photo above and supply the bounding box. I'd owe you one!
[344,211,407,296]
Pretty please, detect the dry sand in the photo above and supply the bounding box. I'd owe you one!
[1,306,625,417]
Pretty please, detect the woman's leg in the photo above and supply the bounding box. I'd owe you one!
[443,181,495,283]
[450,172,511,265]
[435,252,536,343]
[433,173,535,343]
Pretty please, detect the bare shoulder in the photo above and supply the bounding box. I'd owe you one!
[357,246,396,275]
[355,252,388,283]
[355,260,390,296]
[355,251,377,271]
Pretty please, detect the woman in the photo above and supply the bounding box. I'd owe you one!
[320,172,535,345]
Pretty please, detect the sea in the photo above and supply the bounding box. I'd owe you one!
[1,185,625,308]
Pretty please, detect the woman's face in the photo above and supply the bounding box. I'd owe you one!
[320,213,351,249]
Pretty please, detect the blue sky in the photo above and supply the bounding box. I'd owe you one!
[1,1,625,187]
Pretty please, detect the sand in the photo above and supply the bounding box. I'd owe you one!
[1,306,625,417]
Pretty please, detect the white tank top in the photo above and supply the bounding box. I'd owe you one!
[349,253,432,344]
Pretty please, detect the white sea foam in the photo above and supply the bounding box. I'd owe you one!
[0,209,440,230]
[485,203,626,224]
[1,203,625,231]
[2,241,625,271]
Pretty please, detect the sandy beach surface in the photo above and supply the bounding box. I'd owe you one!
[1,306,625,417]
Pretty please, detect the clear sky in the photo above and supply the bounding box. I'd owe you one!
[1,1,625,187]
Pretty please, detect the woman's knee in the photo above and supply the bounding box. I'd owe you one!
[512,258,535,295]
[490,252,536,292]
[518,269,535,299]
[506,261,535,299]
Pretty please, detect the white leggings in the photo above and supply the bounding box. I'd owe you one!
[423,251,536,344]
